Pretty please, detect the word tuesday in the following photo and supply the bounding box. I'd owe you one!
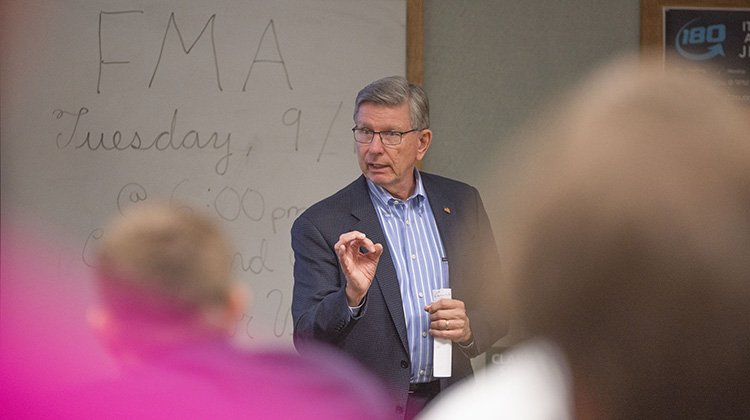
[54,106,232,175]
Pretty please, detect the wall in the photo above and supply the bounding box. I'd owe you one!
[423,1,640,228]
[422,0,641,353]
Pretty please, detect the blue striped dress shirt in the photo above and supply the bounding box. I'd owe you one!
[367,170,448,383]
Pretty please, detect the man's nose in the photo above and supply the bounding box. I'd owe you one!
[368,133,386,152]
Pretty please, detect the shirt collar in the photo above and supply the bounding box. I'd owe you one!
[366,169,426,211]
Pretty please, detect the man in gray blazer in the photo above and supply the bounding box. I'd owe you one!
[291,76,506,419]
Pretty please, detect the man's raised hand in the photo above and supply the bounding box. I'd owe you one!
[334,231,383,306]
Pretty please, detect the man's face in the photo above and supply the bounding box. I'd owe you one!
[354,102,431,200]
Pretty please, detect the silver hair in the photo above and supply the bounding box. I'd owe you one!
[353,76,429,130]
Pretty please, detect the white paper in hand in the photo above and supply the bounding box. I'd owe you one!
[432,288,452,377]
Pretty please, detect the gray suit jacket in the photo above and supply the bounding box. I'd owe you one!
[291,172,507,412]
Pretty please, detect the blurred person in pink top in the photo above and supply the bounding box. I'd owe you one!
[69,203,392,419]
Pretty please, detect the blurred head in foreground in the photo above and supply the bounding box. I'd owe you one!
[87,204,393,419]
[499,54,750,419]
[92,203,246,362]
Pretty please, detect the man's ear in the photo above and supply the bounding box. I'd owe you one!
[416,129,432,160]
[224,281,252,329]
[87,306,124,356]
[87,306,111,337]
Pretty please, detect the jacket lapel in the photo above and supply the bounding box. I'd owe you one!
[349,176,409,353]
[423,174,458,271]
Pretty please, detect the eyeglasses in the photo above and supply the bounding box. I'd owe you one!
[352,127,421,146]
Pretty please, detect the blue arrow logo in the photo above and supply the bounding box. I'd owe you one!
[675,19,726,61]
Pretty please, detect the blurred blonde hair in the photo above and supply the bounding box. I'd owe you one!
[95,203,234,321]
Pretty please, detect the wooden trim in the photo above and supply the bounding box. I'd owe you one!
[407,0,424,85]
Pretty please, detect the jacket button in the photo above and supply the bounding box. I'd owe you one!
[400,360,409,369]
[396,406,404,414]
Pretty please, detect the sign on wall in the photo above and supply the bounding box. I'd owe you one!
[640,0,750,105]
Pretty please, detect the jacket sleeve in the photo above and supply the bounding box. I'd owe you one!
[290,214,363,350]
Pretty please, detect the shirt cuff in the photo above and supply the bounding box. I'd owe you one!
[348,295,367,319]
[457,336,478,358]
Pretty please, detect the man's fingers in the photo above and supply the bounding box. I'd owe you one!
[426,298,465,312]
[335,230,365,249]
[335,231,382,255]
[357,236,383,254]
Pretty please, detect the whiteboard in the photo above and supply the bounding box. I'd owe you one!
[1,0,406,349]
